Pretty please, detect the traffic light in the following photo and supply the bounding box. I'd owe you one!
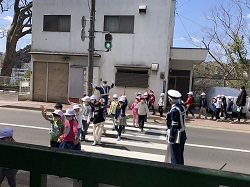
[105,33,112,50]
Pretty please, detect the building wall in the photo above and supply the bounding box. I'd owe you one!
[31,0,176,104]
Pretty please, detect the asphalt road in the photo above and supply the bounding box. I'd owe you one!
[0,107,250,177]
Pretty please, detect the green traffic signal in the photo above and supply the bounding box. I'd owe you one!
[105,41,112,49]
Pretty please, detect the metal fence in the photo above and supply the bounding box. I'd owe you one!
[19,79,30,94]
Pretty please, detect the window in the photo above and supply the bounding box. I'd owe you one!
[104,16,134,33]
[43,15,71,32]
[115,68,149,88]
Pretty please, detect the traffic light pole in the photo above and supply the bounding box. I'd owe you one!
[87,0,95,96]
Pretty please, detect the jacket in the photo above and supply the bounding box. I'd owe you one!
[93,108,105,124]
[236,90,247,106]
[200,98,207,108]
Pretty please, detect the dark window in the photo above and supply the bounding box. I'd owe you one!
[115,68,149,88]
[104,16,134,33]
[43,15,71,32]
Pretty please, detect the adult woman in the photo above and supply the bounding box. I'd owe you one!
[233,86,247,123]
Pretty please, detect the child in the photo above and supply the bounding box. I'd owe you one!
[148,90,156,115]
[109,94,119,130]
[136,97,150,132]
[0,128,18,187]
[184,92,194,118]
[99,98,107,134]
[225,96,234,122]
[115,97,127,141]
[40,106,64,148]
[92,102,105,145]
[81,96,92,141]
[210,97,217,120]
[198,92,208,119]
[215,95,222,121]
[158,93,165,117]
[58,108,80,150]
[130,97,139,127]
[73,104,84,141]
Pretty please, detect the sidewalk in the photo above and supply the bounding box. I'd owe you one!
[0,100,250,132]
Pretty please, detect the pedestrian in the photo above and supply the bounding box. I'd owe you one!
[114,97,127,141]
[197,92,207,119]
[58,108,80,150]
[89,95,97,122]
[225,96,234,122]
[184,92,194,118]
[40,106,64,148]
[165,89,187,165]
[158,93,165,117]
[143,92,149,122]
[94,80,114,105]
[81,96,92,141]
[221,95,227,119]
[92,102,105,145]
[0,128,18,187]
[54,102,65,123]
[231,86,247,123]
[73,104,84,141]
[99,98,107,134]
[210,97,217,120]
[109,94,119,130]
[130,97,139,127]
[148,90,156,115]
[136,97,150,132]
[215,95,222,121]
[120,95,128,133]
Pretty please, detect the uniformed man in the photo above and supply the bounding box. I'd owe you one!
[95,80,114,105]
[166,89,187,165]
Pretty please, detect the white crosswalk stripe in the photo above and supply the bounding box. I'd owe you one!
[81,120,168,162]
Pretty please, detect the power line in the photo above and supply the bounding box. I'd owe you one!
[176,11,193,43]
[176,0,192,9]
[176,12,204,27]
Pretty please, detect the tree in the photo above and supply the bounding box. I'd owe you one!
[200,0,250,88]
[1,0,32,77]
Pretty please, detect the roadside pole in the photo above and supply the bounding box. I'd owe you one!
[87,0,95,96]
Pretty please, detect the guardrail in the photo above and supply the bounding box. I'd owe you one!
[1,141,250,187]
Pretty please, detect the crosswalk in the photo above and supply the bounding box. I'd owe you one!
[81,119,168,162]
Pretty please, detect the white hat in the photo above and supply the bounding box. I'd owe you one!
[217,94,221,98]
[0,128,13,138]
[82,96,91,102]
[90,95,96,100]
[228,96,232,99]
[64,108,75,116]
[136,92,142,95]
[113,94,118,99]
[119,97,126,103]
[201,92,206,96]
[144,92,148,96]
[221,95,225,98]
[168,89,182,99]
[73,104,81,110]
[187,91,193,95]
[52,110,64,117]
[160,93,165,97]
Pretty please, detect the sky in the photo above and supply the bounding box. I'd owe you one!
[0,0,249,52]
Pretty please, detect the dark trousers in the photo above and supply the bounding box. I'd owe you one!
[215,108,221,119]
[82,120,88,140]
[170,141,185,165]
[186,107,194,116]
[50,140,60,148]
[238,107,247,121]
[0,167,18,187]
[158,106,163,117]
[148,102,155,114]
[138,115,146,130]
[115,125,125,137]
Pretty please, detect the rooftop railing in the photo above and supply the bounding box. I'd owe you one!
[1,141,250,187]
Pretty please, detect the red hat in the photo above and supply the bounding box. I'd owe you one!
[150,90,154,93]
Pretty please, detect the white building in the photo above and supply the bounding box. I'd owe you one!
[31,0,208,104]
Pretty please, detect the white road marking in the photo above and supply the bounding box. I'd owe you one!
[1,122,250,154]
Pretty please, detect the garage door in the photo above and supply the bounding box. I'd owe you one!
[33,62,46,102]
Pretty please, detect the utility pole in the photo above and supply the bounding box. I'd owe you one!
[87,0,95,96]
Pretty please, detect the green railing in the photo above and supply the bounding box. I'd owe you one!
[1,141,250,187]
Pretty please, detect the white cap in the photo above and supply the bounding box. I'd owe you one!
[221,95,225,98]
[52,110,64,117]
[144,92,148,96]
[82,96,91,102]
[99,98,105,102]
[136,92,142,95]
[113,94,118,99]
[0,128,13,138]
[160,93,165,97]
[90,95,96,100]
[201,92,206,96]
[228,96,232,99]
[187,91,193,95]
[168,89,182,99]
[64,108,75,116]
[217,94,221,98]
[119,97,126,103]
[73,104,81,110]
